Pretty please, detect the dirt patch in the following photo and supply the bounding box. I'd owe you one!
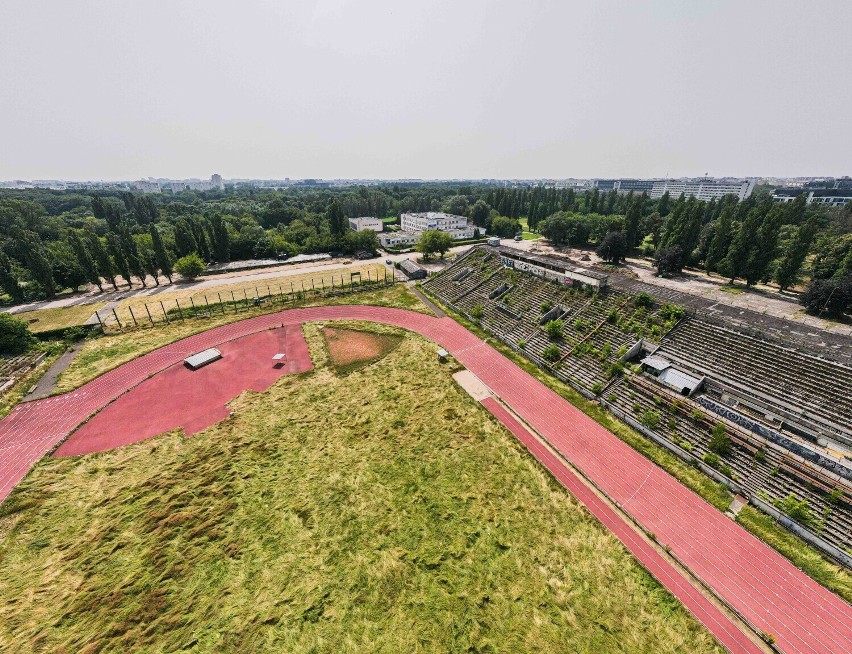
[321,327,403,374]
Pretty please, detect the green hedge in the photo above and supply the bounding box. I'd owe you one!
[33,324,98,342]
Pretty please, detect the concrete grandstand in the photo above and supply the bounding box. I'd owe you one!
[422,245,852,564]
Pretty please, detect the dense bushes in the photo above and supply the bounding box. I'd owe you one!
[658,303,685,321]
[542,344,561,362]
[708,423,733,457]
[489,216,521,238]
[538,212,624,247]
[0,313,34,354]
[640,410,661,429]
[545,319,563,340]
[774,494,813,526]
[174,253,206,280]
[634,292,654,309]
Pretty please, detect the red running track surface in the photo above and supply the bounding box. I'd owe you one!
[479,397,761,654]
[54,326,312,456]
[0,306,849,654]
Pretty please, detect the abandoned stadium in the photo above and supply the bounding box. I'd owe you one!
[422,245,852,564]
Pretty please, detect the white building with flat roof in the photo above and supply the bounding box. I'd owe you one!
[649,180,754,201]
[349,216,383,232]
[400,212,482,240]
[378,231,419,249]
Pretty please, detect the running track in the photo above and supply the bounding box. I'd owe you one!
[0,306,849,654]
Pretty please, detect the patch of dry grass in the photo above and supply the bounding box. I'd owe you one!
[13,302,106,333]
[0,324,723,654]
[53,284,429,393]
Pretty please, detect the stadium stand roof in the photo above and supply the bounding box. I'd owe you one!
[496,246,609,280]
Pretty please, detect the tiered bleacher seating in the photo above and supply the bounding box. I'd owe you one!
[605,376,851,552]
[654,317,852,444]
[424,247,852,557]
[424,246,678,395]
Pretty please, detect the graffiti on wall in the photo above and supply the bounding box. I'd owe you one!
[697,396,852,482]
[500,257,573,285]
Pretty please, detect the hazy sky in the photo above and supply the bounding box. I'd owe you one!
[2,0,849,180]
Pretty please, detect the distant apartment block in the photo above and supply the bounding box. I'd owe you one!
[400,212,481,240]
[773,178,852,206]
[348,217,383,232]
[167,179,215,192]
[130,175,224,193]
[31,180,66,190]
[649,179,755,201]
[592,179,655,194]
[554,180,592,191]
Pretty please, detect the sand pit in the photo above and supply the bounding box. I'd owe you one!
[321,326,403,373]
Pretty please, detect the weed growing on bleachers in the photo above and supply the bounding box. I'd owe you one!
[827,487,844,505]
[640,410,661,430]
[543,344,561,362]
[634,292,654,309]
[774,494,814,526]
[708,424,733,457]
[545,319,563,340]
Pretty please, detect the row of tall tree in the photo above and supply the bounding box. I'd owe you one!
[0,195,201,299]
[651,193,850,293]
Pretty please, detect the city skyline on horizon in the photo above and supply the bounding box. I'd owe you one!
[3,172,848,185]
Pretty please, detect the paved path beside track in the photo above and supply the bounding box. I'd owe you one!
[0,306,849,654]
[22,346,82,401]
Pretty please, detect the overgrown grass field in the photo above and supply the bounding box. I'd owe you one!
[0,322,723,654]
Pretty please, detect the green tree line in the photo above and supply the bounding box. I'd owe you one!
[0,184,849,317]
